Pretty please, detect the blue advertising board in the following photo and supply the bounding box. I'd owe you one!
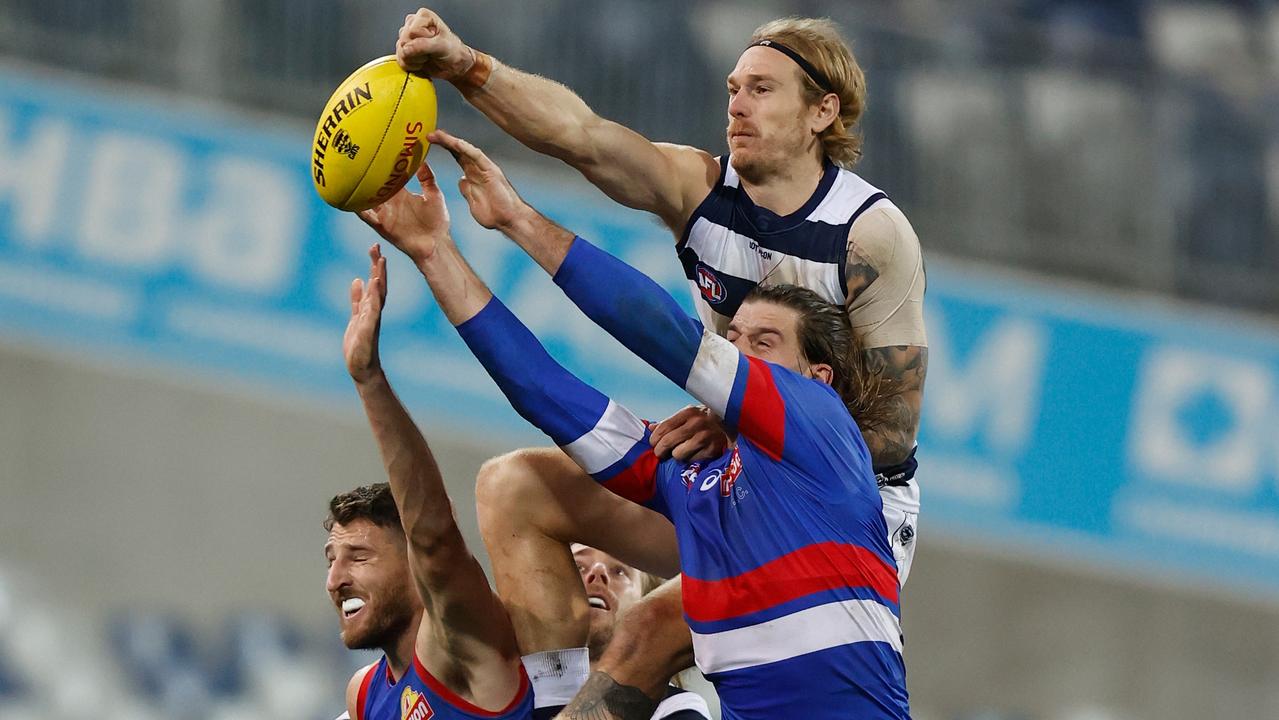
[2,69,1279,596]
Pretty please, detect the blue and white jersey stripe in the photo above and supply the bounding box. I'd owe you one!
[677,156,893,333]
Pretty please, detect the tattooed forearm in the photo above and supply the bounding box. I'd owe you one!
[557,671,658,720]
[862,346,927,468]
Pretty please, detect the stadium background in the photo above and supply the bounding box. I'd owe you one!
[2,1,1278,718]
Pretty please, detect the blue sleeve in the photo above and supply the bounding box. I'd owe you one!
[552,236,827,462]
[455,297,663,506]
[551,237,704,387]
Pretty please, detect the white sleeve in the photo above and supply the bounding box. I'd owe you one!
[652,688,712,719]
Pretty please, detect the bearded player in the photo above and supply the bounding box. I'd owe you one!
[327,246,706,720]
[394,15,927,706]
[324,494,706,720]
[325,247,545,720]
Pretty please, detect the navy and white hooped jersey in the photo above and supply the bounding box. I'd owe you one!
[677,156,893,335]
[457,237,909,720]
[354,654,533,720]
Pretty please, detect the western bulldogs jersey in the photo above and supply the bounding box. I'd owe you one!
[457,237,909,720]
[678,156,893,335]
[354,655,533,720]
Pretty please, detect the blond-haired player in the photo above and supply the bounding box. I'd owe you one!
[396,11,926,715]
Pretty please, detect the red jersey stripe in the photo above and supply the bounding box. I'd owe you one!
[355,662,377,720]
[411,655,531,717]
[602,449,660,503]
[682,541,900,624]
[736,357,785,460]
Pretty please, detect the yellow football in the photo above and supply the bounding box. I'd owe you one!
[311,56,437,212]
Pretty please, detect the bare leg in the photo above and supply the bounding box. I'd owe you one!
[476,447,679,655]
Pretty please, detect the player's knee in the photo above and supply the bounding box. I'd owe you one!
[475,447,560,529]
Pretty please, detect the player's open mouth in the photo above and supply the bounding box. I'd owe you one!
[587,595,610,611]
[341,597,366,619]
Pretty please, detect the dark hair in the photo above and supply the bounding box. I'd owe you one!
[324,483,402,533]
[742,284,893,431]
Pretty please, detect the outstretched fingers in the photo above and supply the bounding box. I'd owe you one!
[417,156,435,185]
[429,129,495,176]
[349,278,363,317]
[368,244,388,304]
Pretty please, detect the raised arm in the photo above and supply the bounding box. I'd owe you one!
[395,8,718,230]
[435,131,835,463]
[342,243,522,708]
[357,158,663,509]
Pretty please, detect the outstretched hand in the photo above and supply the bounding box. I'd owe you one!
[357,161,450,264]
[343,244,388,384]
[429,129,530,232]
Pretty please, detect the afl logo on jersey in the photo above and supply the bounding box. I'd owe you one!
[401,688,434,720]
[696,265,726,304]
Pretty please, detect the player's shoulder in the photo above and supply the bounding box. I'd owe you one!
[846,201,920,269]
[655,143,722,218]
[345,661,381,719]
[652,683,712,719]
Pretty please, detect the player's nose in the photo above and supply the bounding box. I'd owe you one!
[584,561,610,586]
[325,561,351,593]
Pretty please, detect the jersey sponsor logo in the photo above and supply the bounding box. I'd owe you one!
[721,447,742,497]
[401,688,434,720]
[699,468,723,492]
[695,265,726,304]
[747,239,773,261]
[692,449,744,496]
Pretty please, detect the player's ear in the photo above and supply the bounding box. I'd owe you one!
[808,362,833,385]
[812,92,839,135]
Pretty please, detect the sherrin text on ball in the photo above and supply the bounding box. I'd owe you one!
[312,55,437,212]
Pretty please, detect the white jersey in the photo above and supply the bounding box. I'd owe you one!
[677,156,894,335]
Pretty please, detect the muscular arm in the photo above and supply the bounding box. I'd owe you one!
[464,63,718,230]
[843,208,929,468]
[396,9,717,229]
[344,248,520,705]
[354,372,520,663]
[862,346,927,468]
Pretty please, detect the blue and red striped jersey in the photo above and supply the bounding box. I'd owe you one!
[355,655,533,720]
[457,237,909,720]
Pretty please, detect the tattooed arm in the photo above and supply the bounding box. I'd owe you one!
[863,345,927,467]
[556,672,659,720]
[844,208,929,468]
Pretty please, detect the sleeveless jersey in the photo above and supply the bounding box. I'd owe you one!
[677,156,894,335]
[355,655,533,720]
